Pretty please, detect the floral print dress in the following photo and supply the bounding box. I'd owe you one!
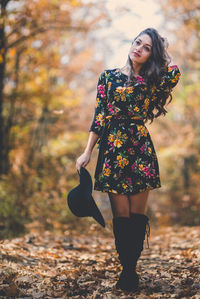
[89,66,181,195]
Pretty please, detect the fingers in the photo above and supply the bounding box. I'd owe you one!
[76,160,80,174]
[76,162,87,174]
[76,163,81,174]
[76,153,90,175]
[76,161,85,175]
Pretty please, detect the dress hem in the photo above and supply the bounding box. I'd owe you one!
[93,184,162,195]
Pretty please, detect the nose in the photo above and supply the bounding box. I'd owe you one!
[136,44,142,52]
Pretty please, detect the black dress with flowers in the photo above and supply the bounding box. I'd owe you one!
[89,66,181,195]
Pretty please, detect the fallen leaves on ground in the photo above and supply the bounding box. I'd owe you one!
[0,225,200,298]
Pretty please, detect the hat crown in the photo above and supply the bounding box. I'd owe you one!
[80,167,92,193]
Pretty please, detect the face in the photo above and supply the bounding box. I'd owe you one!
[129,33,152,65]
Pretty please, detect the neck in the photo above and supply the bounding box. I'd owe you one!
[122,61,142,76]
[132,61,142,76]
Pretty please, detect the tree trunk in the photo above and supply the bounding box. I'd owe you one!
[0,1,7,174]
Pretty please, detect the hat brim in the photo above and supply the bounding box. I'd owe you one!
[89,195,105,227]
[70,166,105,227]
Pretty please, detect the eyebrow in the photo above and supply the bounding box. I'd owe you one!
[137,38,152,47]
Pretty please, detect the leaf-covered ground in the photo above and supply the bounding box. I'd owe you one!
[0,225,200,298]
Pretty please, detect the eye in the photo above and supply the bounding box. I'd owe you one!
[135,40,140,45]
[145,46,150,51]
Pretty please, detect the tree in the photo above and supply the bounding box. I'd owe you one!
[155,0,200,225]
[0,0,110,236]
[0,0,109,174]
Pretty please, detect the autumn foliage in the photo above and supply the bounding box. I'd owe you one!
[0,0,109,238]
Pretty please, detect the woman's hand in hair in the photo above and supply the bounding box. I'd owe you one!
[162,37,169,49]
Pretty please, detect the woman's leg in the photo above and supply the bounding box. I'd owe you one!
[109,192,138,291]
[108,192,130,217]
[127,190,151,290]
[129,189,149,214]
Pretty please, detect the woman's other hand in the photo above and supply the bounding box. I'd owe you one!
[76,151,91,174]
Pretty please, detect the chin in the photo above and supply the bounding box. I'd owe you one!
[130,57,140,64]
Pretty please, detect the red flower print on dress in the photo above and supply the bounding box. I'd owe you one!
[131,163,136,171]
[135,76,144,84]
[126,177,132,185]
[170,65,178,69]
[140,144,147,153]
[142,166,154,178]
[107,102,114,113]
[98,84,106,98]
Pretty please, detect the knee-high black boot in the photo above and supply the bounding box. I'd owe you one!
[129,213,150,286]
[112,217,139,291]
[112,215,150,292]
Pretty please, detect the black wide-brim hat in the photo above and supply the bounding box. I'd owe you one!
[67,167,105,228]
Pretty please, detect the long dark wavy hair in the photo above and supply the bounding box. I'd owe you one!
[124,28,172,123]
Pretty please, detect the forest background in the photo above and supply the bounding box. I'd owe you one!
[0,0,199,239]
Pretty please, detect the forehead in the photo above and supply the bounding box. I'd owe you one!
[136,34,152,45]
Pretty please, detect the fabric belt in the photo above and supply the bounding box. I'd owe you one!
[94,115,145,178]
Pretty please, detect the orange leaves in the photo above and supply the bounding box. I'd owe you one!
[0,226,200,297]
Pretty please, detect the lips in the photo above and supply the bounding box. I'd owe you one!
[133,52,140,57]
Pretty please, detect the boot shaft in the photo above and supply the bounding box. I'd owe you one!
[130,213,150,250]
[112,214,150,268]
[112,217,131,266]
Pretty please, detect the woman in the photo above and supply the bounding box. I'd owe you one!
[76,28,181,292]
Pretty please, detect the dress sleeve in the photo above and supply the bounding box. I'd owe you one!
[151,65,181,102]
[89,70,108,137]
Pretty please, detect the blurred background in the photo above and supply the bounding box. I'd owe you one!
[0,0,199,239]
